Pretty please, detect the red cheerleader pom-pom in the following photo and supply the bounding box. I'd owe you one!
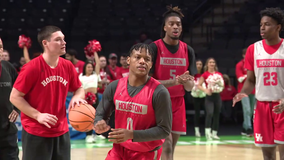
[18,35,32,49]
[84,39,102,57]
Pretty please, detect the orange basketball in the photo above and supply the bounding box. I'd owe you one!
[69,103,96,132]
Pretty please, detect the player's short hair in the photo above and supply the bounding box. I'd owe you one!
[260,7,284,31]
[66,49,78,57]
[128,43,154,60]
[37,25,61,49]
[161,5,184,38]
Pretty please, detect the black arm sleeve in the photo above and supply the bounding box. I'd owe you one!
[149,43,158,75]
[187,45,197,76]
[3,61,20,113]
[133,85,172,142]
[94,80,118,124]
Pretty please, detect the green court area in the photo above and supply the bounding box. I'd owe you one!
[18,136,255,150]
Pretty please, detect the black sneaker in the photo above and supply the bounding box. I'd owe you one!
[241,128,247,136]
[246,129,253,137]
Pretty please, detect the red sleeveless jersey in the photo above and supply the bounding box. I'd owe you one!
[113,77,164,152]
[153,39,189,97]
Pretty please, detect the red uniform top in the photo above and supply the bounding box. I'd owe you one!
[13,55,82,137]
[245,39,284,101]
[152,39,189,98]
[74,60,85,75]
[108,65,120,80]
[220,85,237,101]
[113,77,164,152]
[116,67,129,79]
[235,59,255,94]
[98,68,114,94]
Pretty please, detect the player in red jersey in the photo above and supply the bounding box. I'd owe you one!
[65,49,85,75]
[233,8,284,160]
[235,48,255,136]
[149,5,196,159]
[10,26,86,160]
[116,54,129,79]
[94,43,172,160]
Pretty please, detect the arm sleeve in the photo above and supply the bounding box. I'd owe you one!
[68,62,82,92]
[187,45,197,76]
[244,44,254,71]
[13,63,37,94]
[3,61,20,113]
[94,80,119,124]
[133,85,172,142]
[149,43,158,75]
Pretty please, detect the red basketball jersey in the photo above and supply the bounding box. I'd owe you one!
[153,39,189,97]
[13,55,82,137]
[113,77,164,152]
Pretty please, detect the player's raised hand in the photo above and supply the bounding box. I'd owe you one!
[68,97,87,111]
[232,93,248,107]
[8,110,19,123]
[272,99,284,114]
[36,113,58,128]
[108,128,133,144]
[93,120,110,134]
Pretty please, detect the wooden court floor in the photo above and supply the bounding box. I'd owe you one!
[19,144,274,160]
[18,136,283,160]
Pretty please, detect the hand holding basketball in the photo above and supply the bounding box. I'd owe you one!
[68,96,87,111]
[108,128,133,144]
[36,113,58,128]
[232,93,248,107]
[93,120,110,134]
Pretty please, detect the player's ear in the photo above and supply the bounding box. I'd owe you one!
[127,56,130,65]
[42,40,48,48]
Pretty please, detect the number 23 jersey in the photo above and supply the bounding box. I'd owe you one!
[245,39,284,101]
[152,39,189,98]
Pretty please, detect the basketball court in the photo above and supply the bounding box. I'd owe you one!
[18,136,272,160]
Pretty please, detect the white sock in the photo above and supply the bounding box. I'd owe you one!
[212,130,218,136]
[205,128,211,135]
[195,127,200,133]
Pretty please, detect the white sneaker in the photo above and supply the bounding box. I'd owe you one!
[206,133,212,140]
[85,135,96,143]
[195,131,201,138]
[211,135,220,140]
[96,135,106,140]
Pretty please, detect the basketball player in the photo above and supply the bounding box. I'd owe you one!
[233,8,284,160]
[0,38,20,160]
[94,43,172,160]
[149,5,196,159]
[9,26,86,160]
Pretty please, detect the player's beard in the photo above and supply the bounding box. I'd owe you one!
[170,36,179,40]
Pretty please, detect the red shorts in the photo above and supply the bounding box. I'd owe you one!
[106,143,162,160]
[171,97,186,135]
[254,101,284,147]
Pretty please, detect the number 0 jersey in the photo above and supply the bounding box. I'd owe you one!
[152,39,189,98]
[245,39,284,101]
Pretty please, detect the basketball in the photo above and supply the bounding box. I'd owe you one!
[69,103,96,132]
